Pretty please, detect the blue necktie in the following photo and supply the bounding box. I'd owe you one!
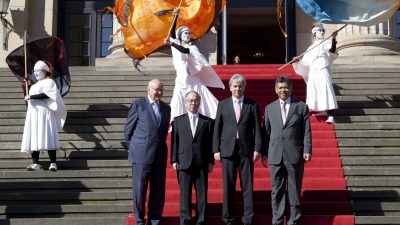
[152,102,161,126]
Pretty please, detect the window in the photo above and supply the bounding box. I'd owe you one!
[396,11,400,41]
[100,13,113,57]
[68,14,91,66]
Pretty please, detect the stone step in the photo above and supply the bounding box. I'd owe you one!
[349,189,400,199]
[340,148,400,156]
[334,83,400,89]
[0,97,174,105]
[347,178,400,187]
[0,141,127,151]
[3,217,127,225]
[0,158,131,167]
[0,104,133,113]
[0,111,129,119]
[0,190,132,201]
[336,96,400,101]
[355,216,400,225]
[334,108,400,115]
[0,204,132,215]
[353,202,400,213]
[342,157,400,165]
[334,115,400,123]
[338,139,400,147]
[1,133,125,142]
[0,125,125,134]
[332,78,400,84]
[1,118,127,126]
[0,149,128,160]
[0,179,132,189]
[336,89,400,95]
[0,170,131,179]
[335,123,400,130]
[332,72,400,78]
[343,167,400,176]
[336,131,400,138]
[338,101,400,108]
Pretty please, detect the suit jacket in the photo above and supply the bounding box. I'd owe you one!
[124,97,171,165]
[213,96,262,158]
[263,98,312,164]
[171,113,214,170]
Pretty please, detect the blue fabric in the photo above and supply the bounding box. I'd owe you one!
[296,0,400,25]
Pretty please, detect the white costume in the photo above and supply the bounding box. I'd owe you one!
[170,39,224,120]
[293,39,338,111]
[21,77,67,152]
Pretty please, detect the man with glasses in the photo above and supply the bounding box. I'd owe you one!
[171,91,214,225]
[124,79,171,225]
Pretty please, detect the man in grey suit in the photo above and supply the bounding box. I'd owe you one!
[124,79,171,225]
[171,91,214,225]
[213,74,262,225]
[262,76,312,225]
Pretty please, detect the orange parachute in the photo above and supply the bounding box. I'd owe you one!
[111,0,226,60]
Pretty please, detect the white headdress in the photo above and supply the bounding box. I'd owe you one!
[34,60,50,72]
[176,26,190,40]
[312,24,325,35]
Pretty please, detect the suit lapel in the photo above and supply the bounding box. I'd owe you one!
[284,100,298,127]
[193,114,206,140]
[228,99,237,123]
[182,114,194,140]
[239,97,249,123]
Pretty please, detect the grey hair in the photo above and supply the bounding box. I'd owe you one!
[275,76,292,89]
[229,74,246,87]
[185,90,201,101]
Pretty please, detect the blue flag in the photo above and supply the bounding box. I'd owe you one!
[296,0,400,25]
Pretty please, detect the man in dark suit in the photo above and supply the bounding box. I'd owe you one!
[262,76,312,225]
[124,79,171,225]
[171,91,214,225]
[213,74,262,225]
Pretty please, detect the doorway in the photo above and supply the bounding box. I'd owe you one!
[59,0,113,66]
[226,7,286,64]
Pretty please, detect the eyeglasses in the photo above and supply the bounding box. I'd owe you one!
[186,99,200,103]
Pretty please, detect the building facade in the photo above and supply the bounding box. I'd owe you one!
[0,0,399,67]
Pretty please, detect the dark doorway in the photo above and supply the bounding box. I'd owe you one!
[226,8,286,64]
[59,0,113,66]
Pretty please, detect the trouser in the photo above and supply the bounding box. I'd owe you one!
[31,150,56,164]
[221,141,254,225]
[132,156,167,225]
[179,166,208,225]
[269,161,304,225]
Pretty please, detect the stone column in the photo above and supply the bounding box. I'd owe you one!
[325,16,400,64]
[105,16,126,59]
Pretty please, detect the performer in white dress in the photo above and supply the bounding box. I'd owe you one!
[21,60,67,171]
[292,24,338,123]
[166,9,225,120]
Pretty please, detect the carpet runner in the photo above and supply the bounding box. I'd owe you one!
[127,64,354,225]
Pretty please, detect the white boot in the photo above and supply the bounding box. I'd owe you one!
[325,116,335,124]
[27,164,41,171]
[49,163,57,172]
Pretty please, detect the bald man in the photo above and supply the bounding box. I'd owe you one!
[124,79,171,225]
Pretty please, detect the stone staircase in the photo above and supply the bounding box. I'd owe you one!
[333,65,400,225]
[0,67,176,225]
[0,65,400,225]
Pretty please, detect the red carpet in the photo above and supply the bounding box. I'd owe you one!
[127,64,354,225]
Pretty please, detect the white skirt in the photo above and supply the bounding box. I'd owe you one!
[21,102,60,152]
